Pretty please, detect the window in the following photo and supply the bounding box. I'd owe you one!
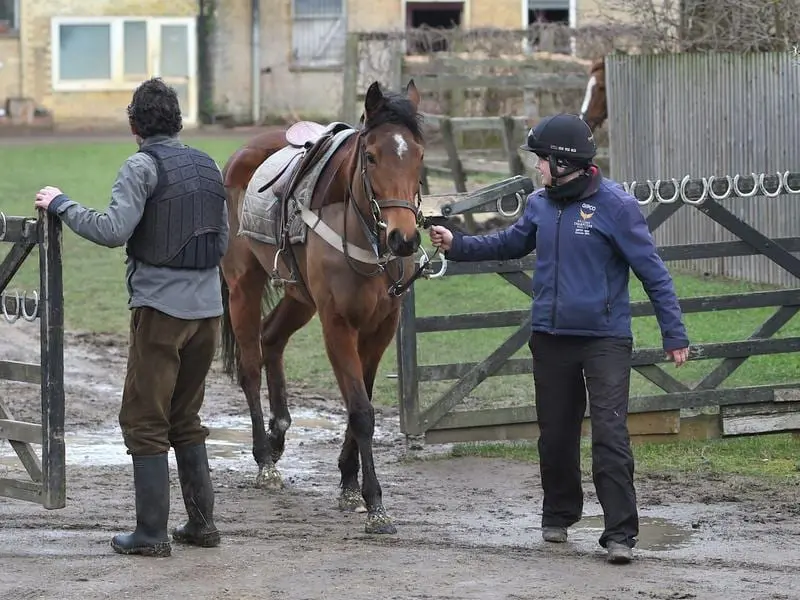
[525,0,575,54]
[0,0,18,32]
[406,2,463,54]
[292,0,346,68]
[50,16,196,92]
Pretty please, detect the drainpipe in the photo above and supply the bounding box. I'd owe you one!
[251,0,261,125]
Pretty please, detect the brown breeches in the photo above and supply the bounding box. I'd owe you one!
[119,307,220,456]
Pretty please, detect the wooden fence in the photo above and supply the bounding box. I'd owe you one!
[0,211,66,508]
[341,31,594,129]
[419,112,611,195]
[399,170,800,446]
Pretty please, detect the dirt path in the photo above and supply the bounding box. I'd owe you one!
[1,322,800,599]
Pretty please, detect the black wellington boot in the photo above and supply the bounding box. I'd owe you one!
[111,453,171,557]
[172,443,221,547]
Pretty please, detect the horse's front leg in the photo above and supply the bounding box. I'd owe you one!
[321,309,397,534]
[338,309,401,517]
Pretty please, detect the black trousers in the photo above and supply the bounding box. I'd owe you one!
[529,332,638,548]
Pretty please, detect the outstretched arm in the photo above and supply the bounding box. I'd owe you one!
[446,199,538,262]
[36,153,157,248]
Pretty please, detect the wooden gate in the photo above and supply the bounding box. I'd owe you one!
[0,211,65,509]
[397,171,800,445]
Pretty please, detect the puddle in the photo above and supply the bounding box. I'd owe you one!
[0,406,351,481]
[572,514,696,551]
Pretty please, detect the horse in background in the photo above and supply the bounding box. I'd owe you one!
[579,48,635,132]
[579,57,608,132]
[218,79,426,535]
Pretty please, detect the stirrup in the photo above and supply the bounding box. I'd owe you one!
[270,247,297,287]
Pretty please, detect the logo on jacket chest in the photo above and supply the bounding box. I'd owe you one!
[573,202,596,237]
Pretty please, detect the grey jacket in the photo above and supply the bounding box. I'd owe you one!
[48,135,229,320]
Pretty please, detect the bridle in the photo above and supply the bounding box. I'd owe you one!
[340,129,438,297]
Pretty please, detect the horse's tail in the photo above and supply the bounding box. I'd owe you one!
[219,270,240,383]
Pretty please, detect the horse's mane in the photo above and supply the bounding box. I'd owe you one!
[361,89,425,143]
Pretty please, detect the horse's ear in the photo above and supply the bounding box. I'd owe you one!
[405,79,420,110]
[364,81,384,120]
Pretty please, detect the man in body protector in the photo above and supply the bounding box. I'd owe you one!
[35,77,229,558]
[428,113,690,564]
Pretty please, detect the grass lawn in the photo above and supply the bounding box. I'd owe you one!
[449,433,800,482]
[3,137,800,478]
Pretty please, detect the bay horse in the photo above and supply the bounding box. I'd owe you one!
[579,50,629,132]
[218,79,425,534]
[579,57,607,133]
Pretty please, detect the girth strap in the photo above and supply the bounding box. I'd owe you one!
[296,205,398,265]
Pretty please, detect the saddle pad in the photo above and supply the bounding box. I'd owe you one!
[239,127,358,246]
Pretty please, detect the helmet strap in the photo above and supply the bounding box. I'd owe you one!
[548,155,586,185]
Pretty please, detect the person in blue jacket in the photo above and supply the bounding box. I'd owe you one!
[429,113,690,565]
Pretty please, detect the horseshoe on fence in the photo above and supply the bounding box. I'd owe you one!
[783,171,800,194]
[681,175,709,206]
[654,178,680,204]
[707,175,733,201]
[732,173,759,198]
[497,192,523,219]
[0,212,6,242]
[630,181,655,206]
[1,290,20,324]
[21,290,39,322]
[760,172,783,198]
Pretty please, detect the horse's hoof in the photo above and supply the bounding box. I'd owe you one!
[255,465,284,490]
[365,507,397,534]
[338,489,367,513]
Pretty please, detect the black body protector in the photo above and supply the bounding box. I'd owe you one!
[127,143,227,269]
[520,113,598,202]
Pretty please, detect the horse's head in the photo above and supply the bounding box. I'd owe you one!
[579,58,607,133]
[357,79,425,258]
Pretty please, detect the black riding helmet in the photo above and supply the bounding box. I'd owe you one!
[520,113,596,183]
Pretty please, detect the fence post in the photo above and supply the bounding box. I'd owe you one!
[341,33,360,126]
[500,115,525,177]
[439,116,467,193]
[38,211,65,510]
[396,287,422,442]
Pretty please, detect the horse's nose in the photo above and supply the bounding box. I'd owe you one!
[387,228,421,257]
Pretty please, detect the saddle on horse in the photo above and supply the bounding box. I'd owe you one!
[257,121,350,199]
[247,120,355,288]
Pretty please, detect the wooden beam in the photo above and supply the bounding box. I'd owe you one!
[0,360,40,385]
[721,401,800,436]
[0,419,41,445]
[0,478,41,504]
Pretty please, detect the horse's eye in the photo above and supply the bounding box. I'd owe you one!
[366,153,377,164]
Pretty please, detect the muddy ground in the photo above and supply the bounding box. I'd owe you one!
[2,321,800,600]
[1,127,799,599]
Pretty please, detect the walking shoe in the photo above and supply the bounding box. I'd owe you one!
[172,442,221,547]
[606,541,633,564]
[541,526,568,543]
[111,453,172,557]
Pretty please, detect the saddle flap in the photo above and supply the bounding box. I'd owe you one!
[286,120,327,147]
